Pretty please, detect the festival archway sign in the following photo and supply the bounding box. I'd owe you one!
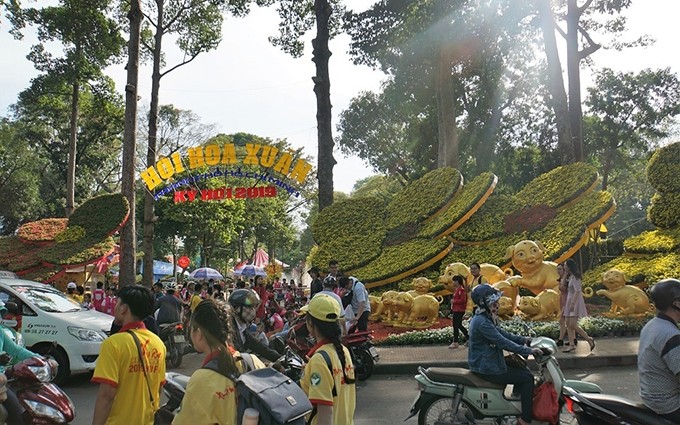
[139,142,314,204]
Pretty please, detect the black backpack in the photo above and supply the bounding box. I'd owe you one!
[204,353,313,425]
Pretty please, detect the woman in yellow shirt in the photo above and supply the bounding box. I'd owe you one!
[173,299,264,425]
[300,294,356,425]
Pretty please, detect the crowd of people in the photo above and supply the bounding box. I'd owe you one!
[43,259,680,424]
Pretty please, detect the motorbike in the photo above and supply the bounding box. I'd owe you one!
[1,353,75,425]
[561,386,677,425]
[159,322,187,368]
[282,318,379,380]
[157,347,306,420]
[406,336,602,425]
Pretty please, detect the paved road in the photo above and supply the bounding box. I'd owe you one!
[61,358,640,425]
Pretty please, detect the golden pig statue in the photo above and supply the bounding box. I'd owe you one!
[597,269,652,316]
[408,277,434,298]
[497,296,516,320]
[391,292,440,327]
[493,280,520,311]
[369,290,399,322]
[505,240,559,295]
[439,262,506,312]
[518,289,560,321]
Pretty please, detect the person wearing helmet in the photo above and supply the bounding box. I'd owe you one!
[638,278,680,421]
[0,299,42,425]
[66,282,83,304]
[228,289,281,363]
[468,285,543,425]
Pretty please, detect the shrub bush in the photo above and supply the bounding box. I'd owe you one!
[582,253,680,286]
[624,228,680,254]
[375,315,650,345]
[385,168,462,229]
[311,196,386,244]
[40,237,116,266]
[354,237,451,283]
[646,141,680,193]
[647,192,680,229]
[310,233,385,272]
[451,194,520,242]
[442,233,525,269]
[514,162,598,208]
[69,194,130,240]
[16,219,68,243]
[419,172,497,239]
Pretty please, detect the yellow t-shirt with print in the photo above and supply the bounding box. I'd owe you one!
[301,343,356,425]
[92,327,166,425]
[173,351,266,425]
[189,294,202,312]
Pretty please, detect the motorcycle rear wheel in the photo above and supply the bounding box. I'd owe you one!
[418,396,477,425]
[353,348,374,381]
[167,345,183,369]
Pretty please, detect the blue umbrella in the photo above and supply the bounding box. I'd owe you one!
[189,267,224,280]
[233,264,267,277]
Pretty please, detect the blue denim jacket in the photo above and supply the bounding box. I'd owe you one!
[467,313,532,375]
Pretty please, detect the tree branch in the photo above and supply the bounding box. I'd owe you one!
[554,22,567,40]
[577,0,595,15]
[160,52,199,77]
[577,26,600,59]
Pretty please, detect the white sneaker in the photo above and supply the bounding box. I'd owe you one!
[449,342,459,349]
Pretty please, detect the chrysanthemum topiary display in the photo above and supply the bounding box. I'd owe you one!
[0,194,130,282]
[310,164,614,287]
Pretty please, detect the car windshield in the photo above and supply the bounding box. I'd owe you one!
[13,286,81,313]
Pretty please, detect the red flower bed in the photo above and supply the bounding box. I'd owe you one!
[17,219,68,243]
[503,204,557,234]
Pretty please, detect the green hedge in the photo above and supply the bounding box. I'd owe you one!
[442,233,525,269]
[451,194,520,242]
[311,196,386,244]
[385,168,462,229]
[532,190,615,259]
[646,142,680,193]
[69,194,130,240]
[514,162,598,208]
[16,219,68,242]
[582,253,680,286]
[40,236,116,266]
[354,237,451,283]
[310,233,385,272]
[419,172,497,238]
[647,192,680,229]
[375,316,651,346]
[624,228,680,254]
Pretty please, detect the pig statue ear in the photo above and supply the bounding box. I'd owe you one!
[622,272,630,283]
[505,246,515,260]
[531,298,539,307]
[534,240,546,252]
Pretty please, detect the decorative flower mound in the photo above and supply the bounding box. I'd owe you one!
[311,164,614,288]
[0,194,130,282]
[585,142,680,289]
[385,168,462,229]
[17,219,68,244]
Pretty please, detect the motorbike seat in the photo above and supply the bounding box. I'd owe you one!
[578,393,678,425]
[424,367,505,390]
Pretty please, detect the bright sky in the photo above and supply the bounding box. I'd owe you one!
[1,0,679,194]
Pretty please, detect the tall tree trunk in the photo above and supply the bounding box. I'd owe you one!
[537,0,574,165]
[66,79,79,217]
[142,1,164,287]
[119,0,143,286]
[435,46,458,169]
[601,146,614,191]
[313,0,335,211]
[566,0,584,162]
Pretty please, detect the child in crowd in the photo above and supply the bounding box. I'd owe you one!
[81,292,93,310]
[284,286,295,307]
[267,307,284,332]
[92,281,105,312]
[101,286,117,316]
[250,319,269,347]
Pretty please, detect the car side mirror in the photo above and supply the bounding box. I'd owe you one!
[4,302,19,315]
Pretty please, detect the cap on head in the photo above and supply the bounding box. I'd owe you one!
[300,294,340,322]
[67,282,77,290]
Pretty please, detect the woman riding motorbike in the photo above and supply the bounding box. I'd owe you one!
[467,285,542,425]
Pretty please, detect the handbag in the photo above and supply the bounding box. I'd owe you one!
[504,353,528,369]
[532,381,559,424]
[127,331,170,425]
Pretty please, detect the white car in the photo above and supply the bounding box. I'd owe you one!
[0,275,113,383]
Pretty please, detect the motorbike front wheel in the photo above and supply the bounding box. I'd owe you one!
[418,396,476,425]
[353,348,374,381]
